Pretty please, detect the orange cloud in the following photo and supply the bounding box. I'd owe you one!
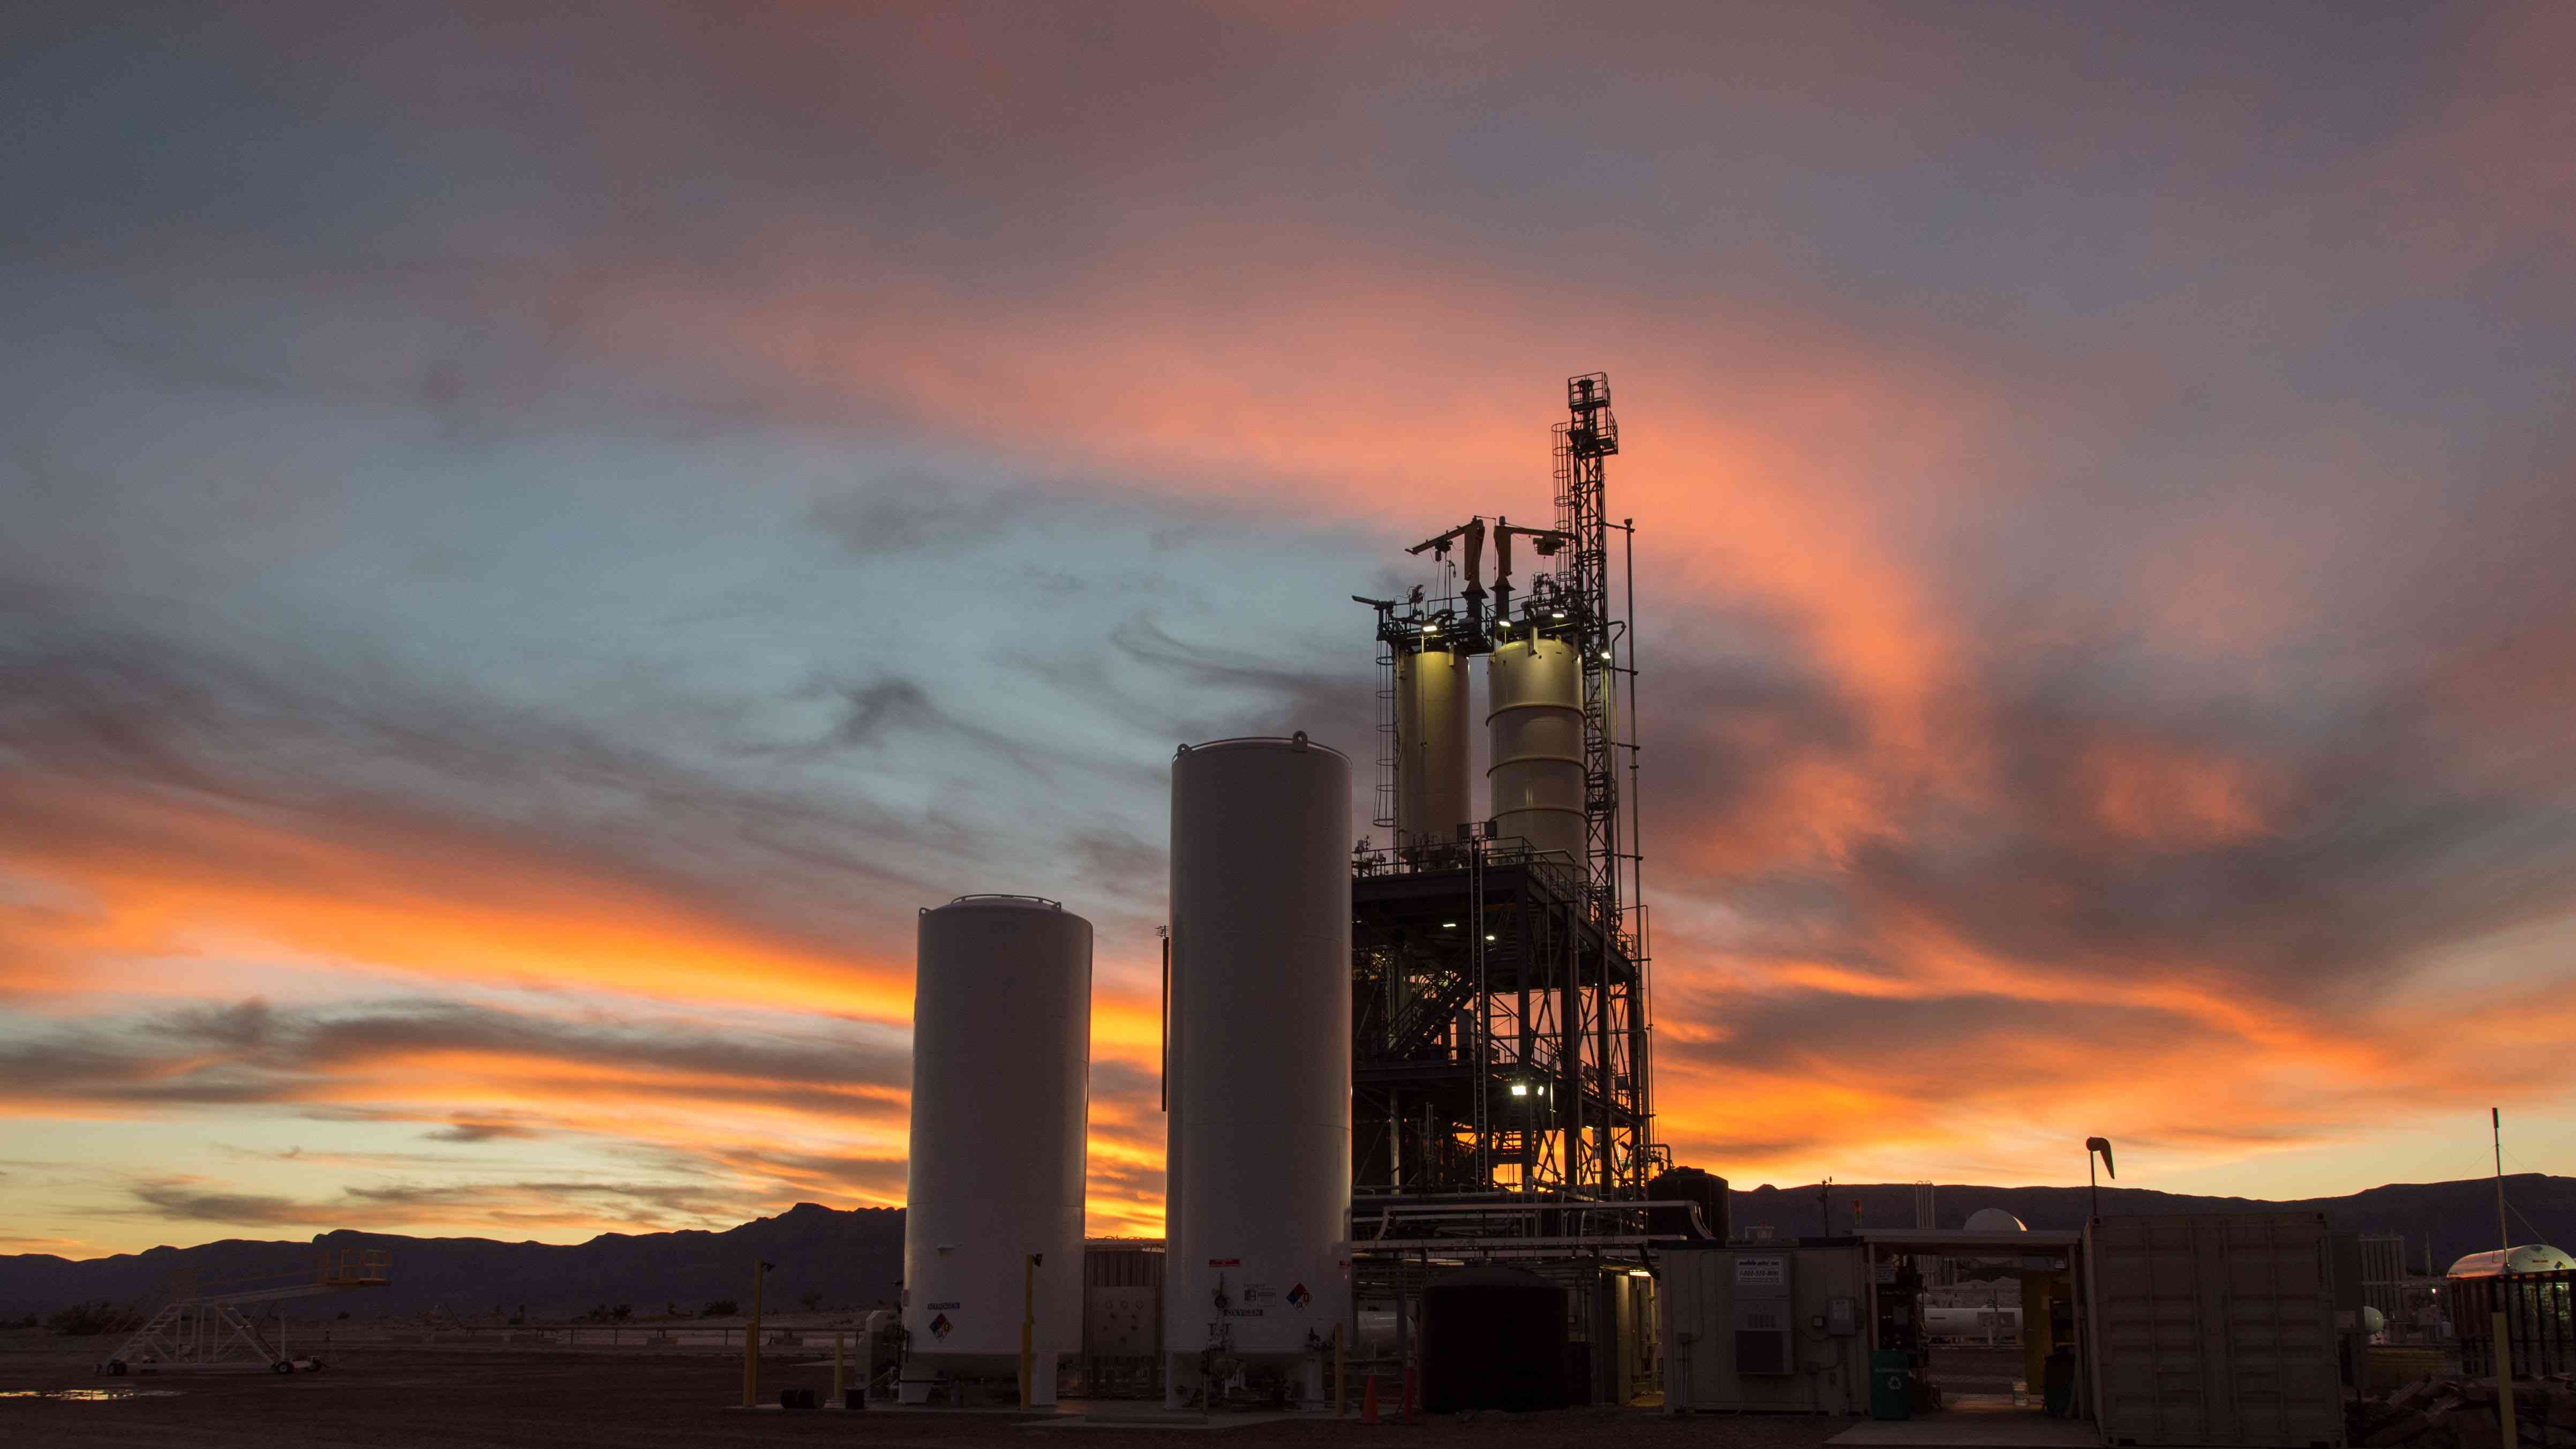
[2082,733,2276,849]
[0,778,912,1021]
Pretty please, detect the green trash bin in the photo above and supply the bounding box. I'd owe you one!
[1870,1349,1911,1421]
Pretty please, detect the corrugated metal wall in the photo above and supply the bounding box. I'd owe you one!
[2087,1213,2344,1448]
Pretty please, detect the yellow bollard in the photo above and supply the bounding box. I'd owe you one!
[1020,1254,1038,1408]
[2495,1311,2517,1448]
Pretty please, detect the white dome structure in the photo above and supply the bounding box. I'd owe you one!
[2445,1244,2574,1278]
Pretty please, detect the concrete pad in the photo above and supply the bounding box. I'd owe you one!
[1828,1401,2097,1449]
[1026,1409,1331,1431]
[725,1401,1065,1417]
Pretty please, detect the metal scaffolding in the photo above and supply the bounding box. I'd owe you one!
[1348,373,1655,1216]
[100,1247,390,1375]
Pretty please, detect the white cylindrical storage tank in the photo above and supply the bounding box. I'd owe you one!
[1166,735,1351,1408]
[1487,635,1587,864]
[903,894,1091,1403]
[1394,647,1471,853]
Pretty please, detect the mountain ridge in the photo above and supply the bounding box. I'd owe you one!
[0,1201,905,1319]
[5,1175,2566,1317]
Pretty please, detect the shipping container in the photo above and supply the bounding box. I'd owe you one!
[1660,1243,1871,1414]
[2086,1213,2344,1449]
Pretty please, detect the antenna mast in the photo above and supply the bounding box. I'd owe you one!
[2493,1107,2508,1251]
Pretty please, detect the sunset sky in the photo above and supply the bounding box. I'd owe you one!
[5,3,2573,1258]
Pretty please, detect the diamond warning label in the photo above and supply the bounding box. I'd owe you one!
[1287,1283,1311,1306]
[930,1312,953,1339]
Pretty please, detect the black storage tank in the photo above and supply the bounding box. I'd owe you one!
[1647,1166,1730,1242]
[1420,1264,1568,1413]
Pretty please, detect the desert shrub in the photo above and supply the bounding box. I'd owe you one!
[47,1300,134,1337]
[701,1299,739,1318]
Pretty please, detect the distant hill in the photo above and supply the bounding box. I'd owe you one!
[0,1202,902,1319]
[1725,1172,2574,1273]
[6,1175,2568,1318]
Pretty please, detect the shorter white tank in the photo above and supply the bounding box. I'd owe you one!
[902,895,1091,1404]
[1487,635,1586,863]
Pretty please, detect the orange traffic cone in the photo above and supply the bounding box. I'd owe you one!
[1359,1372,1380,1424]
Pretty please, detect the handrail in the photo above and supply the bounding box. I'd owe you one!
[1174,733,1347,759]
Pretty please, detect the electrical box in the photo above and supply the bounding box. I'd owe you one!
[1086,1285,1157,1356]
[1663,1243,1869,1415]
[1731,1252,1793,1375]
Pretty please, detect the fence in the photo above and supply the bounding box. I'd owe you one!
[284,1322,853,1353]
[2452,1269,2573,1378]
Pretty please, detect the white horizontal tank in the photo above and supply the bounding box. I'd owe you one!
[1165,735,1352,1408]
[1487,634,1586,864]
[903,894,1091,1403]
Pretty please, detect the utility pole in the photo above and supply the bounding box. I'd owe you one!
[2490,1108,2517,1442]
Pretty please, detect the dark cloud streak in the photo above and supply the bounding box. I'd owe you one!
[1,996,909,1113]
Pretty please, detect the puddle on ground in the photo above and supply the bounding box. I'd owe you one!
[0,1388,185,1400]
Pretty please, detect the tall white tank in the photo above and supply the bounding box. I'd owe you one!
[1394,647,1470,852]
[1487,635,1587,864]
[903,894,1091,1402]
[1165,735,1351,1406]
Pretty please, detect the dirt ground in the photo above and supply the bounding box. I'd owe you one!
[0,1335,1851,1449]
[1925,1346,2029,1396]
